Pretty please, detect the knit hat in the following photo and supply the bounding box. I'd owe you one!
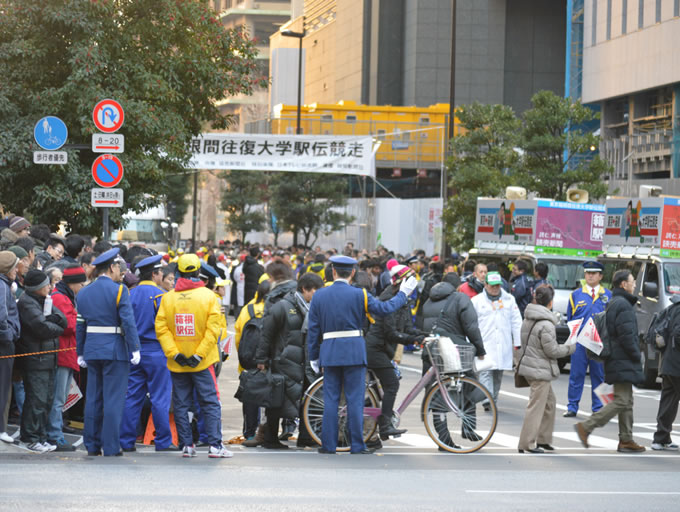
[386,258,400,277]
[390,264,412,284]
[24,269,50,292]
[7,245,28,260]
[9,216,30,233]
[63,265,87,284]
[0,251,19,274]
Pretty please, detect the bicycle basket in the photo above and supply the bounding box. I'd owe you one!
[430,337,475,374]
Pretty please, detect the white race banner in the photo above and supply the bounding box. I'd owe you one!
[187,133,375,176]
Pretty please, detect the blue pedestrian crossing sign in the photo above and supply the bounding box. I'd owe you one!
[34,116,68,151]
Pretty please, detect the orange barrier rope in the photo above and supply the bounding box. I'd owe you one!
[0,347,76,360]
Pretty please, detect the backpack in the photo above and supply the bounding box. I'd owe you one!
[237,303,263,370]
[645,301,680,351]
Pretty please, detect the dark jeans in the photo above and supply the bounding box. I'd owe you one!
[265,409,280,443]
[20,368,55,444]
[654,375,680,444]
[242,401,259,438]
[0,358,13,432]
[371,366,400,417]
[172,369,222,448]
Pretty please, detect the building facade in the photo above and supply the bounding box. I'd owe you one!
[581,0,680,195]
[270,0,566,116]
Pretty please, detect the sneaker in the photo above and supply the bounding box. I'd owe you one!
[617,440,646,453]
[0,431,14,444]
[651,442,679,451]
[26,442,48,453]
[41,442,57,452]
[52,439,76,452]
[182,445,197,458]
[208,445,234,458]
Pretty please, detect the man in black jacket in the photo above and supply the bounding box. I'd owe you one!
[256,272,323,449]
[651,297,680,451]
[243,246,264,304]
[16,270,67,453]
[575,269,646,453]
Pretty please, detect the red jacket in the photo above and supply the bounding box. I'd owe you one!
[457,281,479,299]
[51,287,79,371]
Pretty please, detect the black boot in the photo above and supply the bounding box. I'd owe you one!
[378,414,407,441]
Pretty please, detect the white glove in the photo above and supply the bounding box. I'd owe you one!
[399,276,418,297]
[77,356,87,368]
[130,351,141,365]
[310,359,320,374]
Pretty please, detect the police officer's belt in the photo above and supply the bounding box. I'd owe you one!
[323,330,361,340]
[86,326,122,334]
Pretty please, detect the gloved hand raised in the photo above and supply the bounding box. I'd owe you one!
[130,351,141,365]
[77,356,87,368]
[174,353,189,366]
[187,354,202,368]
[399,276,418,297]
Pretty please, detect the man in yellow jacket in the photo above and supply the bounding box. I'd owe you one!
[155,254,232,459]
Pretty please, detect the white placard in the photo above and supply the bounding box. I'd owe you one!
[91,188,123,208]
[34,151,67,165]
[92,133,124,153]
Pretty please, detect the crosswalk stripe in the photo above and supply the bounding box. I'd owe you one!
[552,431,619,449]
[392,433,436,449]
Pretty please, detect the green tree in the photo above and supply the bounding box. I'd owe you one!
[164,174,191,225]
[270,172,354,247]
[515,90,611,201]
[0,0,266,234]
[443,103,521,250]
[220,170,267,243]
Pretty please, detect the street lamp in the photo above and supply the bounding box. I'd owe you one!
[280,29,305,135]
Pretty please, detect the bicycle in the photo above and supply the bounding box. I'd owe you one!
[301,336,498,453]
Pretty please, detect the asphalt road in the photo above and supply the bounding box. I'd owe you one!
[1,350,678,511]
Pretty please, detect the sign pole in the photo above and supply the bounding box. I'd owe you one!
[103,207,110,241]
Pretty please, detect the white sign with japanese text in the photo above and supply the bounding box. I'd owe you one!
[91,188,124,208]
[34,151,67,165]
[187,133,375,176]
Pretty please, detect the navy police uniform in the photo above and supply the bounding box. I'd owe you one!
[565,261,612,414]
[307,256,408,453]
[120,255,173,451]
[76,249,141,456]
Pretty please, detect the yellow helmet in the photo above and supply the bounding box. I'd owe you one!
[258,272,270,284]
[177,248,185,255]
[177,254,201,273]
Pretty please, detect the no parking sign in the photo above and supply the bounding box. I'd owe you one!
[92,154,124,188]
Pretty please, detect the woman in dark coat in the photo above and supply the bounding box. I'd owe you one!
[366,265,424,441]
[256,272,324,449]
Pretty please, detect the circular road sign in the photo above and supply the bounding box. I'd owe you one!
[34,116,68,150]
[93,99,125,133]
[92,154,124,188]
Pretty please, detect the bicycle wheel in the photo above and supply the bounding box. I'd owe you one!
[302,376,380,452]
[422,376,497,454]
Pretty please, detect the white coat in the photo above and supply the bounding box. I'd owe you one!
[471,289,522,370]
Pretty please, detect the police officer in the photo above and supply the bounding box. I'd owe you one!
[307,255,417,454]
[76,248,141,456]
[564,261,612,417]
[120,254,175,452]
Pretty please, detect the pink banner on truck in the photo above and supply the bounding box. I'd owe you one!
[534,200,605,257]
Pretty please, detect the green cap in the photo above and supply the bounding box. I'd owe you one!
[486,272,502,285]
